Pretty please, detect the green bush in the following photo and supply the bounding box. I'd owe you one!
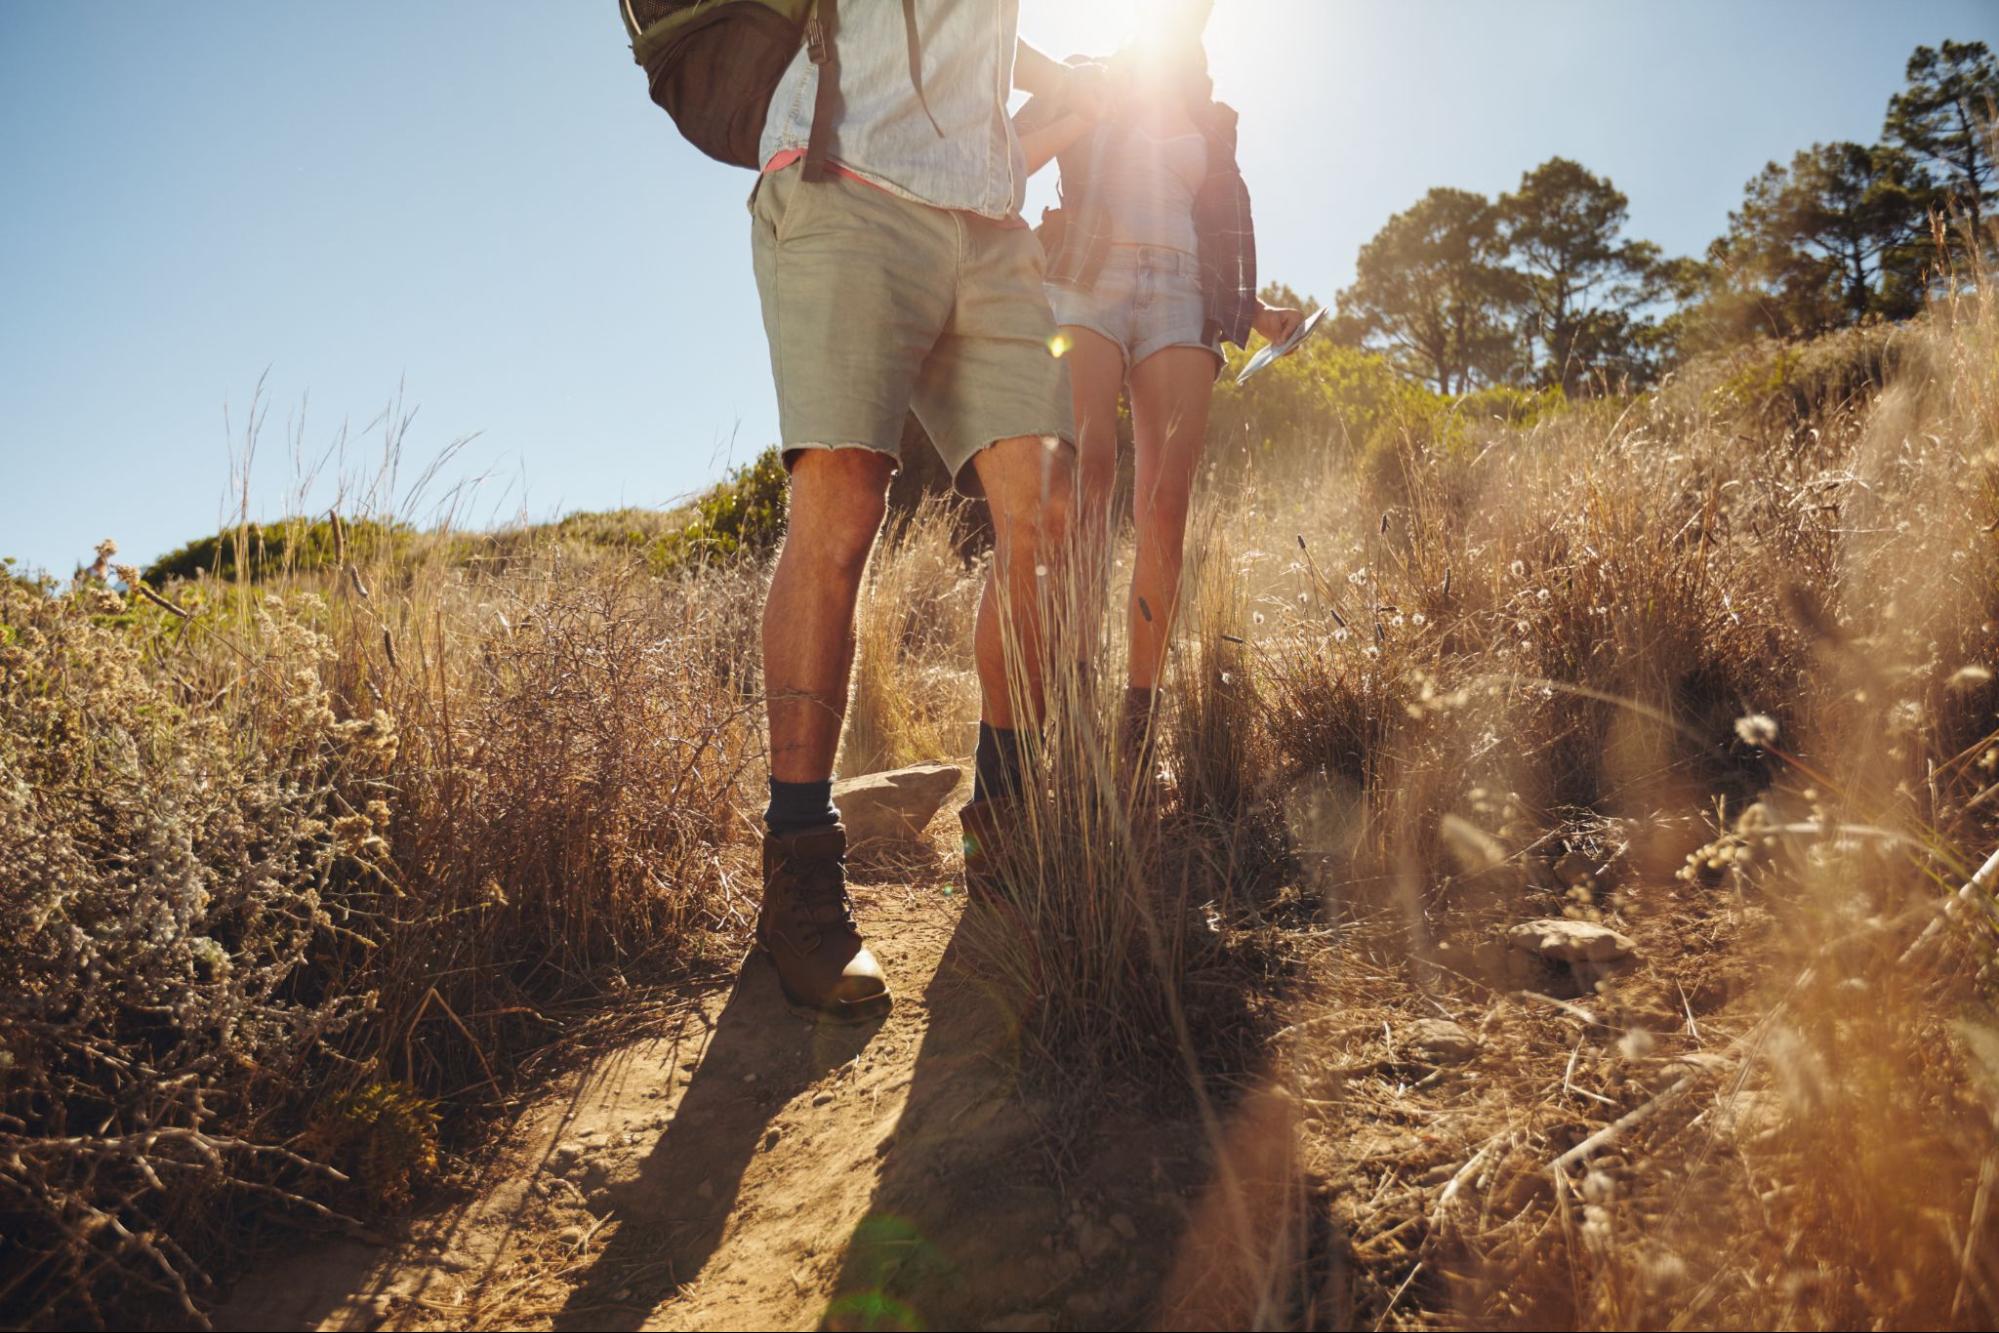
[1707,319,1909,426]
[144,516,409,586]
[1212,339,1443,474]
[645,445,790,572]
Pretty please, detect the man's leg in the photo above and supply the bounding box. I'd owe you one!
[755,447,897,1023]
[970,433,1077,758]
[747,161,956,1021]
[956,434,1075,895]
[764,448,896,790]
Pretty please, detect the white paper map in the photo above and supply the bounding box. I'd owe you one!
[1234,305,1328,385]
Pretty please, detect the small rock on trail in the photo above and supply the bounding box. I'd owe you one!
[833,763,963,843]
[1403,1017,1480,1065]
[1509,918,1637,964]
[1508,917,1638,994]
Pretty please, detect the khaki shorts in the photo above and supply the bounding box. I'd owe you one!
[749,164,1074,496]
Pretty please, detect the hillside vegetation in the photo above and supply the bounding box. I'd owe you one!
[5,266,1996,1326]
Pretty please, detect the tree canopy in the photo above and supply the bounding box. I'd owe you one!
[1332,38,1991,400]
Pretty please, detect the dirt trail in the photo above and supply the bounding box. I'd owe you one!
[217,828,1264,1332]
[211,795,1797,1332]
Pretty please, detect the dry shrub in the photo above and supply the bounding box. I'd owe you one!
[957,643,1176,1070]
[959,513,1296,1080]
[839,498,981,776]
[0,529,767,1326]
[1223,272,1999,1327]
[0,578,382,1325]
[898,260,1999,1325]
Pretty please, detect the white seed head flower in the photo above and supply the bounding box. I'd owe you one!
[1948,664,1993,692]
[1734,713,1779,747]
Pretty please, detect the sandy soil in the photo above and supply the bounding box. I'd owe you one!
[216,870,1286,1331]
[214,800,1795,1332]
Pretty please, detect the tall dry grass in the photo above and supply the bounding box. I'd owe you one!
[838,497,982,777]
[930,264,1999,1324]
[2,489,769,1324]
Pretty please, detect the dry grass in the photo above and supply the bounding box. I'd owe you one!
[929,263,1999,1324]
[838,497,982,777]
[1,514,769,1326]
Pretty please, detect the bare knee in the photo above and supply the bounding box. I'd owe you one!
[1077,422,1118,506]
[978,435,1075,558]
[784,448,892,576]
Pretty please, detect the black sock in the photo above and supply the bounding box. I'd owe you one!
[973,722,1027,804]
[765,777,838,837]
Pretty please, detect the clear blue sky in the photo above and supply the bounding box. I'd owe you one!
[2,1,1991,576]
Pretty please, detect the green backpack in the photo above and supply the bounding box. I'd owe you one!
[618,0,837,176]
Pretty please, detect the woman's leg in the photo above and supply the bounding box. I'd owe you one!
[1060,326,1128,663]
[1125,346,1217,690]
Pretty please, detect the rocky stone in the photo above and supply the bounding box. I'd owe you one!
[1508,919,1636,964]
[1507,918,1638,995]
[833,763,963,843]
[556,1225,586,1248]
[1404,1018,1480,1065]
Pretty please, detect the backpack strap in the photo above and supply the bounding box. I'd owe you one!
[801,0,839,181]
[901,0,944,139]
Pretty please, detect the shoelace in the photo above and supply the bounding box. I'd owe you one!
[795,861,858,933]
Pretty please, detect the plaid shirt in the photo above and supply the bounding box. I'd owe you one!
[1018,77,1259,350]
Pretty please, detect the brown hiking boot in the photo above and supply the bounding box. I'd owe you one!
[758,826,892,1023]
[958,797,1021,906]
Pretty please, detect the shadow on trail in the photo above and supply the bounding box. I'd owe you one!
[818,921,1079,1331]
[817,905,1336,1331]
[555,951,884,1332]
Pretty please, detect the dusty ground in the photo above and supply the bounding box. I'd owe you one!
[213,798,1839,1333]
[216,830,1267,1331]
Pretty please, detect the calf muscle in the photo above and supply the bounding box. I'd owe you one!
[972,434,1077,730]
[764,449,895,783]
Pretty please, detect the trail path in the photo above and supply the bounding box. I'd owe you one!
[217,812,1263,1331]
[212,788,1782,1332]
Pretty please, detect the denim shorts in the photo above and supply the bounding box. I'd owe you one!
[1046,244,1219,369]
